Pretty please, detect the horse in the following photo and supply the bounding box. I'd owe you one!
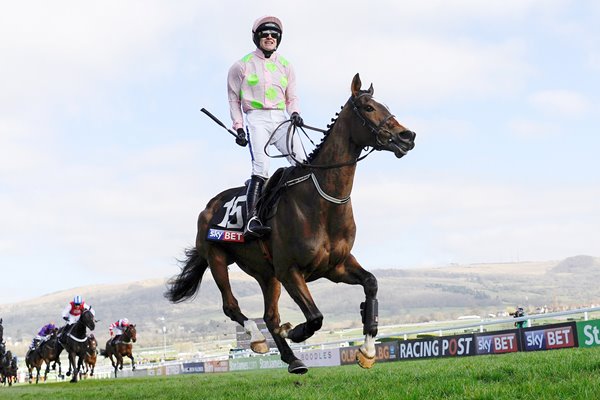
[101,324,137,378]
[25,347,45,384]
[58,309,95,383]
[1,350,18,386]
[25,327,64,383]
[165,73,416,374]
[82,334,98,377]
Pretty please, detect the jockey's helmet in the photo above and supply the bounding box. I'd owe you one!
[121,318,129,326]
[73,295,83,305]
[252,16,283,50]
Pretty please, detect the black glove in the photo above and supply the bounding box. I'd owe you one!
[236,128,248,147]
[291,112,304,127]
[63,316,69,322]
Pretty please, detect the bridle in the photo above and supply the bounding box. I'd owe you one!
[350,92,397,149]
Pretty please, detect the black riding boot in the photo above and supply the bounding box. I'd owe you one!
[244,175,271,239]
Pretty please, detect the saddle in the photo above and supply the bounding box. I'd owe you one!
[206,167,295,243]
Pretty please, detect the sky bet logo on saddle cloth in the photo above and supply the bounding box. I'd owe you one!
[206,187,248,243]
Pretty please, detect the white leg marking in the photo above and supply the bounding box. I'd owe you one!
[244,320,266,343]
[360,334,376,358]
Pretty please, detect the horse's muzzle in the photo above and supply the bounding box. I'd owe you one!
[390,129,416,158]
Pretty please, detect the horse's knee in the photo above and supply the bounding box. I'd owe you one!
[363,274,378,297]
[308,313,323,333]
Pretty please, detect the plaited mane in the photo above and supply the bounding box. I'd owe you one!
[305,105,343,164]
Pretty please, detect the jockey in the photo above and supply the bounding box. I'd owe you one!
[228,15,307,239]
[29,322,56,351]
[109,318,130,345]
[62,295,94,325]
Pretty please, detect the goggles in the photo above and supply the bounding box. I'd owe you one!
[258,30,280,40]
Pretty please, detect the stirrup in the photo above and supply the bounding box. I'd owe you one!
[244,216,271,239]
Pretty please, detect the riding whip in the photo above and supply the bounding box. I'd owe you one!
[200,108,247,146]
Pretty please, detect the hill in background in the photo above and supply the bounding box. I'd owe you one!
[1,255,599,350]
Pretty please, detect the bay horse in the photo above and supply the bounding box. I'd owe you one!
[59,309,95,383]
[82,334,98,377]
[26,328,64,383]
[166,74,416,374]
[25,346,45,384]
[101,324,137,378]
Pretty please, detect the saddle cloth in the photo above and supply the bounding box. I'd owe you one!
[205,167,292,244]
[206,186,248,243]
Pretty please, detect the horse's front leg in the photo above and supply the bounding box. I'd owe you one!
[68,353,78,382]
[326,253,378,368]
[258,275,308,374]
[127,351,135,371]
[278,268,324,343]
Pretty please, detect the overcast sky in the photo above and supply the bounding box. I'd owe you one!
[1,1,599,304]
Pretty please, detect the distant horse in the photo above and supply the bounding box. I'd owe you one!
[59,309,95,383]
[41,329,64,381]
[101,324,137,378]
[166,74,416,374]
[26,328,63,383]
[82,334,98,377]
[1,350,18,386]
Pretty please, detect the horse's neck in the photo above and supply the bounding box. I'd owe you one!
[309,114,359,199]
[70,321,87,338]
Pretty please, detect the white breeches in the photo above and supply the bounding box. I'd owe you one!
[246,110,306,179]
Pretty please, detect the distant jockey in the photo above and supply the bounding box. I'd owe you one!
[62,295,94,325]
[109,318,130,345]
[29,322,56,351]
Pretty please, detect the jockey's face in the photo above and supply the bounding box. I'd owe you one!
[259,33,278,52]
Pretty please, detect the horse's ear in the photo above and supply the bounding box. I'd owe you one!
[368,83,374,95]
[351,73,362,97]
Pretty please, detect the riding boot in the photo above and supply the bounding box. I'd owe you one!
[243,175,271,239]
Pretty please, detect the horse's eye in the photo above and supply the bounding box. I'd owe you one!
[364,105,375,112]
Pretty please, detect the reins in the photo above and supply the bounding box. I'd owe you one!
[261,93,393,204]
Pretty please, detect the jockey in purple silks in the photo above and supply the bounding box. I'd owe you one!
[30,322,57,350]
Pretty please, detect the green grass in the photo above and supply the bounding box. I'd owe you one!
[3,348,600,399]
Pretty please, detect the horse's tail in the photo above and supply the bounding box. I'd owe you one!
[164,247,209,303]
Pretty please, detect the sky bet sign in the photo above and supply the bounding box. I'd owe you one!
[522,322,577,351]
[475,330,519,355]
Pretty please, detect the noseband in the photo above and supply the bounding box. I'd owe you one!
[350,93,396,149]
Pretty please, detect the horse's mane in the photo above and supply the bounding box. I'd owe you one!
[304,105,343,164]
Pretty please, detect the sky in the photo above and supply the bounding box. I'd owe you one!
[1,1,599,304]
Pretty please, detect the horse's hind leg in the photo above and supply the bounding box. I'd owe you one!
[277,268,324,343]
[208,247,268,354]
[259,276,307,374]
[326,254,378,368]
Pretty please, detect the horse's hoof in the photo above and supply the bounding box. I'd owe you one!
[276,322,293,339]
[356,349,376,369]
[250,339,269,354]
[66,371,71,376]
[288,359,308,375]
